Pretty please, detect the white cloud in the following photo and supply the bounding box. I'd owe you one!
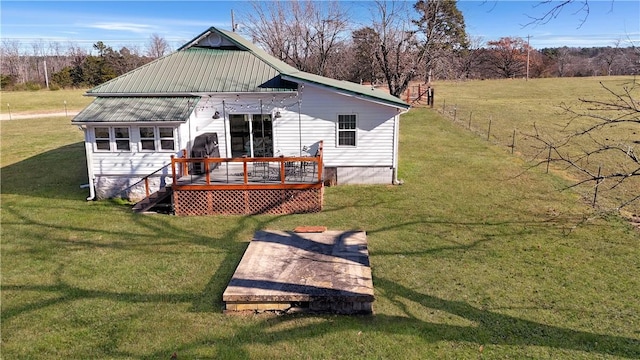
[86,22,156,34]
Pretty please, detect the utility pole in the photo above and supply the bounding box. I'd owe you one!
[526,34,531,81]
[43,60,49,89]
[231,9,237,32]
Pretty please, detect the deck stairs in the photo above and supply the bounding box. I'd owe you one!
[132,186,173,214]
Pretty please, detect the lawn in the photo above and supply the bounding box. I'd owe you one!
[1,90,639,358]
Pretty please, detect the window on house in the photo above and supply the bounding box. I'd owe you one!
[139,127,156,151]
[94,127,111,151]
[114,127,131,151]
[337,114,357,147]
[138,126,175,151]
[159,127,175,151]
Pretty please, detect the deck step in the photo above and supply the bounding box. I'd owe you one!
[132,186,173,213]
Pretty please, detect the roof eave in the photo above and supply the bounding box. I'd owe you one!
[85,90,298,97]
[71,120,186,125]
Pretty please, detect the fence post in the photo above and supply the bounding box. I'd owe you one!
[453,105,457,122]
[430,87,435,108]
[593,165,602,206]
[546,144,552,174]
[487,116,492,141]
[468,111,472,129]
[511,129,516,154]
[442,99,446,114]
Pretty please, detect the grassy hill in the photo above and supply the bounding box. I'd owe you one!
[1,80,639,358]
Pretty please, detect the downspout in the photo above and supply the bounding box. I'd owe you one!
[84,136,97,200]
[392,107,409,185]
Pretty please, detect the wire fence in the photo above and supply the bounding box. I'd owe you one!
[427,97,618,210]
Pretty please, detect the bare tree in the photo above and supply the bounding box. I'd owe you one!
[368,0,425,97]
[528,80,639,212]
[597,41,622,76]
[145,33,171,59]
[1,39,25,84]
[527,0,592,27]
[456,34,485,79]
[241,0,350,77]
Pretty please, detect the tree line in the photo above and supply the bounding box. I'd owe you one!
[1,1,638,93]
[1,34,171,90]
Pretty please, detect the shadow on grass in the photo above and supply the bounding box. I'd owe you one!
[3,199,639,358]
[1,142,88,200]
[2,140,636,358]
[133,275,640,359]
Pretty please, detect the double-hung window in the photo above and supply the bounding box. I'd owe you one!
[94,127,111,151]
[114,127,130,151]
[139,127,156,151]
[139,126,175,151]
[337,114,357,147]
[158,127,175,151]
[94,126,130,152]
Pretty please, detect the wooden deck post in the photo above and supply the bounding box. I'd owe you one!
[280,160,286,184]
[144,177,150,197]
[181,149,188,176]
[171,155,177,187]
[243,160,248,184]
[205,158,211,185]
[317,141,324,183]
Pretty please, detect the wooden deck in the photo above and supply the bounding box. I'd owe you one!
[223,230,374,314]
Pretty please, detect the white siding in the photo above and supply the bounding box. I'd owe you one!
[273,85,398,167]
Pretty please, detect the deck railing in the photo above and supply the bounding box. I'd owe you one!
[171,141,323,191]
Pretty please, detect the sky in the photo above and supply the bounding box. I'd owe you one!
[1,0,639,52]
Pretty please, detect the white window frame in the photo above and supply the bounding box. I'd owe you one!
[113,126,131,152]
[93,126,111,152]
[93,126,131,152]
[336,114,358,147]
[138,126,176,152]
[158,126,176,151]
[139,126,156,152]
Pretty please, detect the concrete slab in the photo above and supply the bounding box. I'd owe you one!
[223,230,374,314]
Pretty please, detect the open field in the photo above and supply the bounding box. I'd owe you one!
[426,76,639,214]
[0,88,91,115]
[2,105,639,358]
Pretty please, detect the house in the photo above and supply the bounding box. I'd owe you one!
[72,27,410,215]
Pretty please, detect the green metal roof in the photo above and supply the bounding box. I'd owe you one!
[214,28,409,109]
[87,48,296,95]
[72,97,199,123]
[84,27,409,109]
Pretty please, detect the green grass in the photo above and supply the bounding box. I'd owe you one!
[2,96,640,357]
[0,88,91,114]
[432,76,639,214]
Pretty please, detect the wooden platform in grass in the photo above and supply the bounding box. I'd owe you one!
[222,230,374,314]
